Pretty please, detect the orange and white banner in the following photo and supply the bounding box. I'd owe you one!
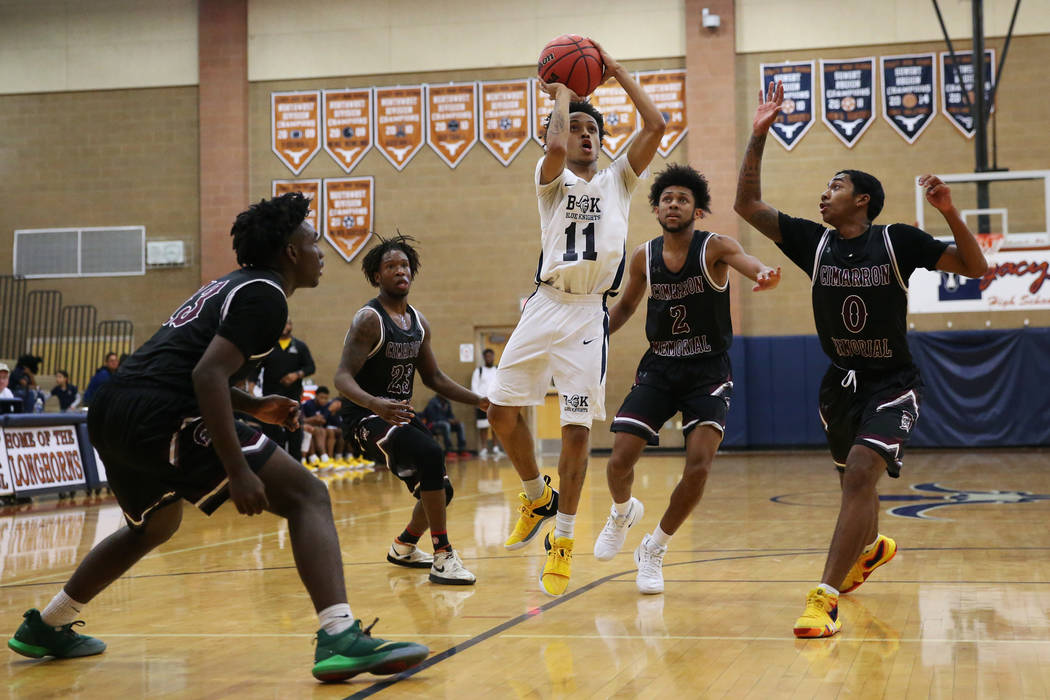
[0,426,86,493]
[592,76,639,159]
[531,78,555,146]
[426,82,478,168]
[271,91,321,175]
[272,179,321,235]
[323,88,373,172]
[323,177,374,262]
[373,85,425,171]
[638,70,688,157]
[480,80,532,166]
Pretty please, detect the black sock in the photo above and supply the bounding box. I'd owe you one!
[397,527,422,546]
[431,531,451,552]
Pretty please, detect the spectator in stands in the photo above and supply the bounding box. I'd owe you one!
[423,394,469,459]
[302,386,336,466]
[10,354,45,413]
[260,319,315,461]
[471,348,504,459]
[83,352,120,405]
[0,363,13,400]
[50,370,81,411]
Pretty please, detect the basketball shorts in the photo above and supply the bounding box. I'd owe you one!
[818,364,924,478]
[487,284,608,427]
[344,413,447,494]
[87,382,277,529]
[474,407,490,429]
[611,351,733,446]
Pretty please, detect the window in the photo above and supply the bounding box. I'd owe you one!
[14,226,145,278]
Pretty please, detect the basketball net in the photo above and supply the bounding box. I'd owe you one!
[976,232,1004,256]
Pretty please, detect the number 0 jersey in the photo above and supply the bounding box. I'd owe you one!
[339,298,425,425]
[534,155,639,296]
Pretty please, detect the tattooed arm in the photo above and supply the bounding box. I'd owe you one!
[734,81,785,244]
[538,80,579,185]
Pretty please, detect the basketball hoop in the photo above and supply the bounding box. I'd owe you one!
[976,232,1004,256]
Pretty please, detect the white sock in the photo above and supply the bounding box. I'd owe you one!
[554,511,575,540]
[318,603,354,635]
[613,499,632,516]
[522,476,545,501]
[41,590,85,627]
[817,583,840,597]
[862,534,879,554]
[650,526,672,547]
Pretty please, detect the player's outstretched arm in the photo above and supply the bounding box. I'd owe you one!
[734,81,784,243]
[592,41,665,176]
[416,313,489,410]
[333,307,414,425]
[920,174,989,279]
[609,244,648,333]
[538,80,578,185]
[193,335,269,515]
[708,235,782,291]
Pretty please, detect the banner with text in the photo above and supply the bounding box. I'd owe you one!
[323,177,374,262]
[272,179,321,235]
[760,61,816,150]
[638,70,688,157]
[909,247,1050,313]
[881,53,936,144]
[323,88,372,172]
[480,80,532,166]
[820,57,875,147]
[0,426,86,493]
[373,85,425,170]
[593,75,639,159]
[271,91,321,175]
[426,82,478,168]
[532,79,555,146]
[940,49,996,138]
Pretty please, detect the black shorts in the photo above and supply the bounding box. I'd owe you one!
[610,352,733,446]
[88,383,277,529]
[818,364,923,478]
[343,413,446,494]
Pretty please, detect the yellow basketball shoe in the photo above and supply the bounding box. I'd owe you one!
[540,532,574,597]
[839,534,897,594]
[504,475,559,550]
[793,587,842,638]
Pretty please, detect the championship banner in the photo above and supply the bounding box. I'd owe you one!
[272,179,321,234]
[592,75,639,159]
[271,91,321,175]
[910,247,1050,313]
[940,49,996,138]
[373,85,425,171]
[481,80,532,166]
[881,53,937,144]
[323,177,374,262]
[531,78,555,146]
[637,70,688,157]
[426,82,478,169]
[820,57,875,148]
[0,425,87,492]
[323,88,372,173]
[760,61,816,150]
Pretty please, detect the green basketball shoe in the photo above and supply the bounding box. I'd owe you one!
[312,618,429,682]
[8,608,106,659]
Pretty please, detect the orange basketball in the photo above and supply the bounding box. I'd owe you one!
[537,35,605,98]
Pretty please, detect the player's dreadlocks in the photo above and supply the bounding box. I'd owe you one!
[649,163,712,213]
[230,192,310,268]
[361,233,422,287]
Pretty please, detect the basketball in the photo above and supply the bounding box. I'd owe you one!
[537,34,604,98]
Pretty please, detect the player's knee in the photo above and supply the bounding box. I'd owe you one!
[682,457,712,485]
[139,504,182,548]
[486,404,516,433]
[841,456,882,493]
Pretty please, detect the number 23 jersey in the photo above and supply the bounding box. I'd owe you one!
[534,155,639,296]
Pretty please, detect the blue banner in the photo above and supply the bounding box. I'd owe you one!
[760,61,815,150]
[881,53,936,143]
[940,49,995,138]
[820,57,875,147]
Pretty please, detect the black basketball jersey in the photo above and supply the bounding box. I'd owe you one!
[644,230,732,358]
[341,298,425,422]
[116,268,288,401]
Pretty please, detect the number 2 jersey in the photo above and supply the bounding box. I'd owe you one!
[776,213,948,371]
[339,297,425,426]
[533,155,639,296]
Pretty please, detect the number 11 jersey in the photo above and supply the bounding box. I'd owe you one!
[534,155,639,296]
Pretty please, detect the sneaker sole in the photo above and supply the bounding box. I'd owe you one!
[840,539,897,594]
[387,553,434,569]
[793,623,841,638]
[594,499,645,561]
[633,544,664,595]
[428,572,476,586]
[312,644,430,682]
[504,512,556,550]
[8,638,48,658]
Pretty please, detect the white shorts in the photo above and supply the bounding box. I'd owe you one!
[487,285,608,427]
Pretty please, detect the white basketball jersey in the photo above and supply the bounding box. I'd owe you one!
[534,155,638,296]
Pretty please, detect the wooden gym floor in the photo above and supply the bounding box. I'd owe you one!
[3,448,1050,699]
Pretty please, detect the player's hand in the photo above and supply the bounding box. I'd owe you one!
[919,174,954,212]
[254,395,300,430]
[589,39,620,78]
[371,398,414,426]
[280,371,300,386]
[754,81,783,135]
[228,469,268,516]
[538,78,580,102]
[753,266,782,291]
[478,397,491,412]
